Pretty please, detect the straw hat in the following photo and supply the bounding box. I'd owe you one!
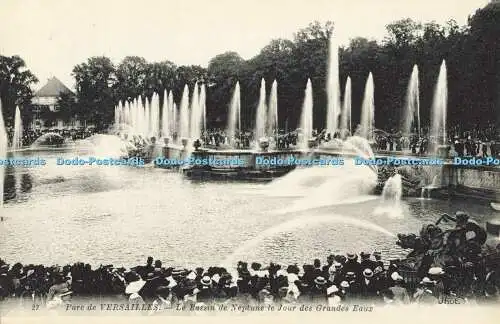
[200,276,212,286]
[125,279,146,294]
[327,285,339,295]
[419,277,436,285]
[363,268,374,278]
[428,267,445,276]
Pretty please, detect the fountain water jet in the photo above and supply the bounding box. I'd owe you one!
[360,72,375,141]
[151,93,160,138]
[12,106,23,149]
[199,84,207,136]
[431,60,448,148]
[254,78,267,147]
[178,85,190,141]
[403,65,420,138]
[374,174,404,219]
[340,76,352,135]
[189,82,203,142]
[299,79,313,151]
[326,35,341,135]
[161,90,170,139]
[267,80,278,143]
[227,81,241,147]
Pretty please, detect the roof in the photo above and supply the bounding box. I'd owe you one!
[35,77,73,97]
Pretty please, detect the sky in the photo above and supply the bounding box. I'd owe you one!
[0,0,490,91]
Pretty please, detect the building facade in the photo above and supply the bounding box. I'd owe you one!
[30,77,84,129]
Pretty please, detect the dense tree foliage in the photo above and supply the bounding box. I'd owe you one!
[1,3,498,133]
[0,55,38,125]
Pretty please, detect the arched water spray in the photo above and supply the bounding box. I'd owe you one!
[254,78,267,145]
[299,79,313,150]
[12,106,23,149]
[267,80,278,141]
[326,34,341,135]
[227,81,241,147]
[340,76,352,134]
[220,214,395,270]
[360,72,375,141]
[431,60,448,147]
[403,65,420,138]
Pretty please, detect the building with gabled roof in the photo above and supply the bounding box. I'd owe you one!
[30,77,83,129]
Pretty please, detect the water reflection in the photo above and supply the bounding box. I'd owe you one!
[0,146,497,271]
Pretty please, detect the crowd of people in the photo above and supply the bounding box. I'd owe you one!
[1,213,499,314]
[6,126,97,147]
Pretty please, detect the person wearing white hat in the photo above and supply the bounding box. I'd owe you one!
[388,272,410,304]
[428,267,445,299]
[361,268,379,300]
[327,285,341,305]
[413,277,438,304]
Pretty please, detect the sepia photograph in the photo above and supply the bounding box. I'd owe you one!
[0,0,499,323]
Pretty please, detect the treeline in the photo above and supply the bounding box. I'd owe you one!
[1,3,499,132]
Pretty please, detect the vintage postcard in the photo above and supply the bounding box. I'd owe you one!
[0,0,499,323]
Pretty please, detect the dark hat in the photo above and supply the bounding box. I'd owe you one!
[455,211,469,222]
[373,251,381,257]
[360,252,371,259]
[184,280,197,291]
[314,276,327,285]
[155,285,170,296]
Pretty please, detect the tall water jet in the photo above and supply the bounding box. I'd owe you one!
[178,85,190,141]
[267,80,278,141]
[299,79,313,150]
[254,78,267,144]
[360,72,375,141]
[227,81,241,146]
[12,106,23,149]
[145,97,151,137]
[199,84,207,135]
[114,103,120,126]
[326,34,341,135]
[161,90,170,139]
[132,98,138,135]
[172,102,178,138]
[403,65,421,138]
[150,92,160,138]
[137,95,144,136]
[0,99,7,207]
[189,82,203,141]
[169,91,175,136]
[430,60,448,147]
[340,76,352,134]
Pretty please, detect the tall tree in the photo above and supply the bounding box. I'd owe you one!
[0,55,38,124]
[72,56,116,128]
